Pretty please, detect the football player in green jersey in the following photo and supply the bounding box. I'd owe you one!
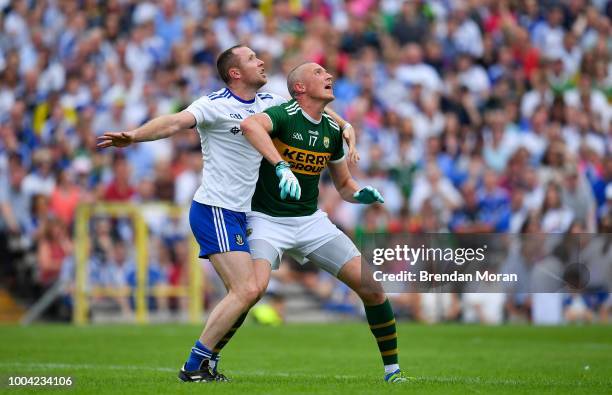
[241,62,409,383]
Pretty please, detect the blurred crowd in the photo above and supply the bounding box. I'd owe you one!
[0,0,611,323]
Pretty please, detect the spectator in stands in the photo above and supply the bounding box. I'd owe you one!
[589,155,612,209]
[521,72,554,121]
[174,146,202,207]
[339,15,380,55]
[447,4,484,59]
[91,217,114,263]
[153,160,174,202]
[155,239,181,313]
[391,1,431,46]
[92,95,127,136]
[90,239,132,316]
[521,104,550,162]
[456,53,490,105]
[482,108,519,172]
[22,149,56,208]
[126,240,167,313]
[49,168,84,227]
[598,184,612,225]
[531,5,565,58]
[37,218,72,288]
[540,182,575,233]
[101,153,135,201]
[411,162,462,225]
[477,170,511,232]
[564,74,610,134]
[410,92,444,140]
[562,165,597,232]
[28,194,50,241]
[0,153,30,286]
[509,188,529,233]
[395,43,442,93]
[540,140,568,187]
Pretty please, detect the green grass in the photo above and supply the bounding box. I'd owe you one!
[1,323,611,394]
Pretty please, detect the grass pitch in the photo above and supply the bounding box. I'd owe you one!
[1,322,611,394]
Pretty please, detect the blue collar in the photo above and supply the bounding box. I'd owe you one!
[226,88,255,104]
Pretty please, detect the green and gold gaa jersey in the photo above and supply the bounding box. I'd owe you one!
[251,99,345,217]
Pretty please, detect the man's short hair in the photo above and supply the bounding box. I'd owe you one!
[286,63,308,99]
[216,45,245,84]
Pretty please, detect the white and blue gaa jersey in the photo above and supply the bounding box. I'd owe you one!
[186,88,287,212]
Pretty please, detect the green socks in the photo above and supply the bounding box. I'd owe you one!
[365,299,398,366]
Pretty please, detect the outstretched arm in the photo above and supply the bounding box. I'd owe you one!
[328,159,384,204]
[97,111,196,148]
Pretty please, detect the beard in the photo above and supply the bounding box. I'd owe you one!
[244,72,267,90]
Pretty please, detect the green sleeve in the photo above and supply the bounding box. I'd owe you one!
[330,131,345,162]
[263,105,289,138]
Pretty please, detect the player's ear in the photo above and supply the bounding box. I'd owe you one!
[229,67,241,81]
[295,82,306,95]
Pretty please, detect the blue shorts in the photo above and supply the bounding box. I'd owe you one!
[189,201,250,259]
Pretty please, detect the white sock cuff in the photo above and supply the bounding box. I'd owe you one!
[384,364,400,375]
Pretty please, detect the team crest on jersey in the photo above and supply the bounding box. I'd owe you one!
[235,234,244,245]
[292,132,303,141]
[323,136,330,148]
[230,126,241,135]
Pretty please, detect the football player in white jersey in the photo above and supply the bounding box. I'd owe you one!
[97,45,355,382]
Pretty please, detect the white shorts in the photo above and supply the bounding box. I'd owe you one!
[246,210,360,276]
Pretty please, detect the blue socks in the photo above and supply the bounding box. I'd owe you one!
[185,340,213,371]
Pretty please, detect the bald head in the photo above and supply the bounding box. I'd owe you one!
[287,62,311,99]
[286,62,335,104]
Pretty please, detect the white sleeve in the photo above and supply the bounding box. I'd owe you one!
[270,93,289,107]
[185,96,217,127]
